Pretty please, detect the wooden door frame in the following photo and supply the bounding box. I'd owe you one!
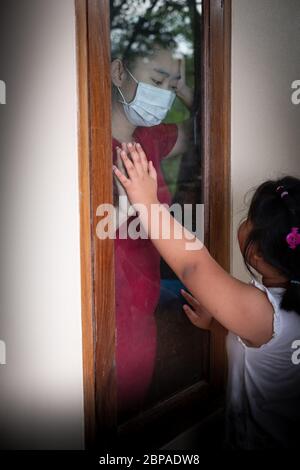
[75,0,231,450]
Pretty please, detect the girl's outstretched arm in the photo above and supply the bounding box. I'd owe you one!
[113,143,274,347]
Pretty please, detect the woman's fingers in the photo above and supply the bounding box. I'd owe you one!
[179,56,186,81]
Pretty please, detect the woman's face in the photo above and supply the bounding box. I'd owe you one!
[112,48,181,103]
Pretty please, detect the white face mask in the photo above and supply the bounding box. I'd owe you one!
[117,67,176,127]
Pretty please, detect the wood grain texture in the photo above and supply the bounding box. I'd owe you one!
[202,0,231,391]
[87,0,117,448]
[75,0,96,448]
[117,381,214,450]
[75,0,117,449]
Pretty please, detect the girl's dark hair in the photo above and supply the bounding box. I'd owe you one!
[242,176,300,315]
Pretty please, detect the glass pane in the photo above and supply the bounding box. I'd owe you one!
[110,0,208,424]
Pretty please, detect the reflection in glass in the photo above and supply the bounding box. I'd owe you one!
[110,0,208,423]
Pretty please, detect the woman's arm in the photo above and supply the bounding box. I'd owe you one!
[113,143,274,347]
[164,57,194,159]
[175,57,194,110]
[164,117,193,159]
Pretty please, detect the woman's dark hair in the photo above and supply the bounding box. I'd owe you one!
[242,176,300,316]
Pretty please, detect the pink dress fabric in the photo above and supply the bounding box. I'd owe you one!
[112,123,178,415]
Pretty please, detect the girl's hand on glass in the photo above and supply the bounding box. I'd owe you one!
[113,142,159,208]
[114,145,136,219]
[115,146,127,198]
[181,289,213,330]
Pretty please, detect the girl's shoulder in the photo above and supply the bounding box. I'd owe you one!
[239,278,299,349]
[238,278,285,349]
[250,277,286,302]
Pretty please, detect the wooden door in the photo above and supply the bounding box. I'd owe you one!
[75,0,231,450]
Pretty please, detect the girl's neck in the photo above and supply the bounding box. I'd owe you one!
[262,274,289,289]
[112,100,136,143]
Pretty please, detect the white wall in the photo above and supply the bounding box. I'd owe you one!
[0,0,84,449]
[231,0,300,281]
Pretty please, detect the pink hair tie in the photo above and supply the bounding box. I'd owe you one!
[286,227,300,250]
[276,185,289,198]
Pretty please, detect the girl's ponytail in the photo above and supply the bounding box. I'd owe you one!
[281,281,300,316]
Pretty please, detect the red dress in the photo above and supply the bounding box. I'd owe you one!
[112,123,178,415]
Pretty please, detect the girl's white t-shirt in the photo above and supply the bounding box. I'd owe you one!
[225,278,300,449]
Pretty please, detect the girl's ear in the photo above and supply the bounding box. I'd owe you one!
[111,59,126,87]
[250,245,266,273]
[245,241,262,271]
[252,245,264,262]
